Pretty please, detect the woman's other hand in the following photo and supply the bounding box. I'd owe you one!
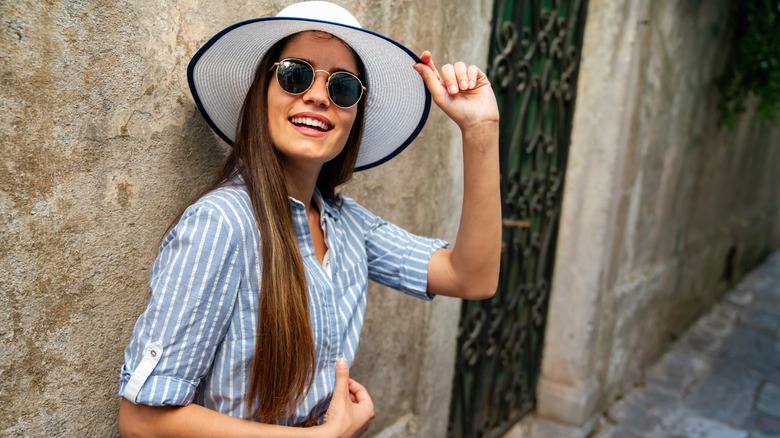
[321,358,375,437]
[413,51,499,131]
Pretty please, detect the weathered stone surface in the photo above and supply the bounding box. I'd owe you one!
[738,309,780,335]
[0,0,492,436]
[645,349,707,394]
[718,327,780,374]
[756,415,780,435]
[502,412,596,438]
[536,0,780,428]
[662,414,749,438]
[683,358,763,426]
[584,253,780,438]
[756,382,780,417]
[605,389,674,431]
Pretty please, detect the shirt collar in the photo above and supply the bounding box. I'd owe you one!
[288,188,336,220]
[315,188,337,220]
[231,174,336,220]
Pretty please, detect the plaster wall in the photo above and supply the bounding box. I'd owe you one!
[536,0,780,429]
[0,0,492,436]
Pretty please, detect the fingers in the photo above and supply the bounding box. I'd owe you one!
[323,365,375,437]
[413,62,447,100]
[467,64,480,89]
[416,51,484,96]
[331,358,350,401]
[440,63,458,94]
[348,378,373,404]
[419,50,441,82]
[454,61,468,90]
[348,378,358,403]
[349,378,374,425]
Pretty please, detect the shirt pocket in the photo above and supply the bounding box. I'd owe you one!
[335,259,367,302]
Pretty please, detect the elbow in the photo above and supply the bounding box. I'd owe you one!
[118,406,137,438]
[460,291,495,300]
[481,285,498,299]
[461,274,499,300]
[466,286,497,300]
[119,399,142,438]
[465,258,500,300]
[119,423,142,438]
[119,397,162,438]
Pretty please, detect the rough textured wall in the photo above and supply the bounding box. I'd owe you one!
[536,0,780,429]
[0,0,491,436]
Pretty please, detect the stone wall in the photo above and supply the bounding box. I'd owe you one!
[534,0,780,431]
[0,0,491,436]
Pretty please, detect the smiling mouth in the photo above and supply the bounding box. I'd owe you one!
[290,116,333,132]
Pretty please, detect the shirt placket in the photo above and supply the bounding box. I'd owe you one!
[291,199,342,392]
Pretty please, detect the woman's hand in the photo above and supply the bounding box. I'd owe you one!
[413,51,499,131]
[321,359,375,437]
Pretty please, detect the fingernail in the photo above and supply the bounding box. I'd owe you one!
[448,84,458,94]
[337,358,347,368]
[469,80,476,88]
[460,80,468,89]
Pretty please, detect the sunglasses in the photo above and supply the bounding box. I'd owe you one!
[271,58,366,109]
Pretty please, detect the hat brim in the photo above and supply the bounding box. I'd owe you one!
[187,17,431,171]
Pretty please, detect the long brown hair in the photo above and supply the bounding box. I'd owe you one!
[179,31,366,421]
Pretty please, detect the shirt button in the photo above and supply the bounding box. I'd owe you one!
[150,350,158,357]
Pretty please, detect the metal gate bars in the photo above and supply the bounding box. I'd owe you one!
[448,1,588,437]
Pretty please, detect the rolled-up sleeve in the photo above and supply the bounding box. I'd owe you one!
[346,200,447,300]
[118,204,242,406]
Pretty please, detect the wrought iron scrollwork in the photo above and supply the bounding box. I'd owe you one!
[448,1,588,437]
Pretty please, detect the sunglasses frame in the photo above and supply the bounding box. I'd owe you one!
[271,57,366,109]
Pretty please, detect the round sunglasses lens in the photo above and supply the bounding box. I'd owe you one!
[328,73,362,107]
[277,60,313,94]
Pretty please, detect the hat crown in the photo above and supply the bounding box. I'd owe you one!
[276,1,362,28]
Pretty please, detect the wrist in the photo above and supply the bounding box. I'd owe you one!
[461,121,499,154]
[458,117,499,132]
[311,422,337,438]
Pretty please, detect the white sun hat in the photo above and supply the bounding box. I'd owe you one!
[187,1,431,171]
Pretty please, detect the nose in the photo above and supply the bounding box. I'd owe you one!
[302,71,330,108]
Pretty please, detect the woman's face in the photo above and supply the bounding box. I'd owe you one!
[267,32,360,175]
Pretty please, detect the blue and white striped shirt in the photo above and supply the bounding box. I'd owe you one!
[118,183,447,425]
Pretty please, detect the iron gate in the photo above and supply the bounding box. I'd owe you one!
[448,0,588,436]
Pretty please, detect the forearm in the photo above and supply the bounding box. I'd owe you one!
[118,398,326,438]
[429,121,501,299]
[453,121,501,294]
[415,52,501,300]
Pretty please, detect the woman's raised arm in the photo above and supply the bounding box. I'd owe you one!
[414,51,501,300]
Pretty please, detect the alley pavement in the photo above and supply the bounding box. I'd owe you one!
[593,250,780,437]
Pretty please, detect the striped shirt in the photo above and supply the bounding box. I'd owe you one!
[118,183,447,425]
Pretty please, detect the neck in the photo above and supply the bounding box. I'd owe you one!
[283,164,321,211]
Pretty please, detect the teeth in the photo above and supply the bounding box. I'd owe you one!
[291,117,331,131]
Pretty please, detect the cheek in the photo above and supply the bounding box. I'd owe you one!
[335,119,356,150]
[340,111,358,137]
[266,91,292,141]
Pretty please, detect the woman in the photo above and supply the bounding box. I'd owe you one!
[118,1,500,436]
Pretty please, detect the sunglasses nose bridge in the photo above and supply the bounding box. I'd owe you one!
[302,70,332,107]
[312,69,334,89]
[313,69,332,78]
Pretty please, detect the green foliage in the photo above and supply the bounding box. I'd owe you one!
[716,0,780,127]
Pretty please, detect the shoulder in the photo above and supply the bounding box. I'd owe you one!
[164,185,253,248]
[184,185,252,229]
[332,195,379,222]
[328,194,387,235]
